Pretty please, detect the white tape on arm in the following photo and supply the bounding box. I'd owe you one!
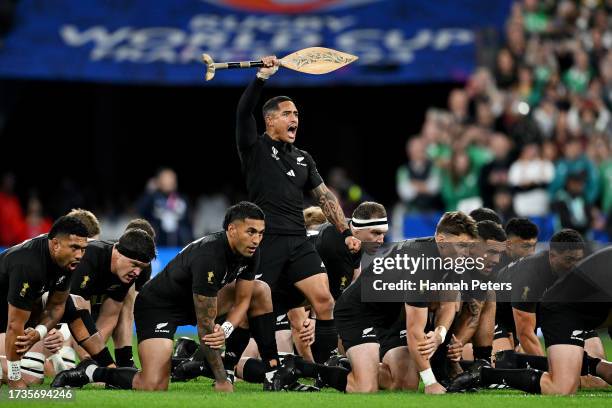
[59,323,71,341]
[221,321,234,338]
[436,326,447,343]
[34,324,48,340]
[419,368,437,387]
[7,360,22,381]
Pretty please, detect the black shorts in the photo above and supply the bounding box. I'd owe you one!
[541,305,604,348]
[378,320,407,359]
[134,293,193,343]
[494,303,516,341]
[259,234,326,310]
[337,322,380,353]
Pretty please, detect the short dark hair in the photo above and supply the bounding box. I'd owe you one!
[476,220,507,242]
[125,218,156,240]
[223,201,265,230]
[352,201,386,220]
[262,96,294,119]
[436,211,478,238]
[116,228,157,263]
[469,208,502,225]
[48,216,90,240]
[505,218,539,240]
[550,229,584,253]
[66,208,100,238]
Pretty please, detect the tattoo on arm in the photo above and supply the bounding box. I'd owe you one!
[311,183,348,233]
[193,294,226,382]
[466,299,484,329]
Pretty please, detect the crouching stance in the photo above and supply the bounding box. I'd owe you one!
[53,202,283,392]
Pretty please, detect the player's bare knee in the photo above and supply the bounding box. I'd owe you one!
[252,280,272,303]
[310,293,334,315]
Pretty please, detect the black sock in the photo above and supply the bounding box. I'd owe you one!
[224,327,251,371]
[312,319,337,363]
[585,353,602,376]
[114,346,134,368]
[176,360,212,380]
[473,346,492,363]
[91,347,115,367]
[481,367,543,393]
[92,367,138,389]
[514,353,548,371]
[494,350,517,369]
[249,313,279,370]
[317,364,349,392]
[287,355,317,378]
[242,358,267,383]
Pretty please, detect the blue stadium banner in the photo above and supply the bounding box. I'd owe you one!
[0,0,512,86]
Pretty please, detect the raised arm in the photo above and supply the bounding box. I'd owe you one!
[236,56,278,151]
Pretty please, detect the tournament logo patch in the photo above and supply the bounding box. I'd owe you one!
[20,282,30,297]
[81,275,90,289]
[207,271,215,284]
[340,276,348,289]
[521,286,530,301]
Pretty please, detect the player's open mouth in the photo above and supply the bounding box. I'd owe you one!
[68,261,79,270]
[247,246,256,253]
[287,125,297,136]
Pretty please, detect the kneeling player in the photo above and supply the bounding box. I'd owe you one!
[53,202,286,392]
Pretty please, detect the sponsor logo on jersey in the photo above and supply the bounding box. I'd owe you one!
[286,170,296,177]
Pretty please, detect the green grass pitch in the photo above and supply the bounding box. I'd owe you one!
[2,333,610,407]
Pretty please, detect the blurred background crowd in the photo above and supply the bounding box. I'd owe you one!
[1,0,612,246]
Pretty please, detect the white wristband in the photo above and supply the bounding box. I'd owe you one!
[35,324,48,340]
[436,326,447,343]
[59,323,71,341]
[419,368,437,387]
[221,321,234,339]
[7,360,22,381]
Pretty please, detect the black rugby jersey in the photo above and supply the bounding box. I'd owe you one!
[236,78,323,235]
[315,223,361,299]
[509,251,556,313]
[0,235,71,311]
[140,231,258,313]
[70,240,132,307]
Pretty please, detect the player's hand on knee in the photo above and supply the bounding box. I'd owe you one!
[299,318,315,345]
[214,380,234,392]
[43,328,64,354]
[203,324,226,349]
[424,382,446,394]
[417,331,442,359]
[257,56,279,79]
[345,236,361,253]
[446,334,463,362]
[15,327,40,355]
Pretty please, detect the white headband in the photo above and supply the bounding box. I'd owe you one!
[350,217,389,231]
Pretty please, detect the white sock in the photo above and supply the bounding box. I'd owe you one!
[85,364,98,383]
